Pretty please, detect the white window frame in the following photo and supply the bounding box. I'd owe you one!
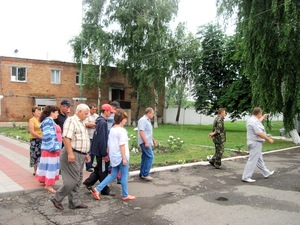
[11,66,27,82]
[51,69,61,84]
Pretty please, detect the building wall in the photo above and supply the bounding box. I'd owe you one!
[0,56,164,122]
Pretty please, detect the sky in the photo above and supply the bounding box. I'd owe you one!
[0,0,218,62]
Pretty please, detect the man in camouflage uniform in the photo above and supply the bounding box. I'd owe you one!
[208,108,226,169]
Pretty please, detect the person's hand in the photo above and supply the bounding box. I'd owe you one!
[102,156,109,162]
[86,154,91,163]
[208,132,214,138]
[68,153,75,163]
[268,138,274,144]
[153,140,157,147]
[145,141,150,148]
[122,158,127,166]
[262,114,269,120]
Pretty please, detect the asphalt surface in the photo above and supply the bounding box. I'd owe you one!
[0,148,300,225]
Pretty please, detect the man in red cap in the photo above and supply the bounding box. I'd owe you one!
[83,104,116,196]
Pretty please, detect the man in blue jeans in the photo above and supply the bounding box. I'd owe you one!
[138,107,157,181]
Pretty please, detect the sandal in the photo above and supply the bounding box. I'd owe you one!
[122,195,136,201]
[45,186,56,194]
[90,188,100,200]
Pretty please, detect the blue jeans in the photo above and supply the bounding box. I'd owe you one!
[86,139,95,170]
[95,161,129,197]
[139,143,154,177]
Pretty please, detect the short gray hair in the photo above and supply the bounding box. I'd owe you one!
[76,104,90,113]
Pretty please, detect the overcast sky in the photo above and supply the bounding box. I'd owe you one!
[0,0,217,62]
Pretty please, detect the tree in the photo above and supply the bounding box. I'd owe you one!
[107,0,179,126]
[168,23,200,124]
[217,0,300,135]
[193,23,236,115]
[218,35,252,120]
[70,0,114,109]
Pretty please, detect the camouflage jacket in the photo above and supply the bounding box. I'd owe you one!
[212,116,226,143]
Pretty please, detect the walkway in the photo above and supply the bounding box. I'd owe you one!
[0,134,91,195]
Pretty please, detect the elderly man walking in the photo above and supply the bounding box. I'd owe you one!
[242,107,274,183]
[50,104,90,210]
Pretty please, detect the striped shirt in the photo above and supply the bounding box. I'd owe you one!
[63,114,90,153]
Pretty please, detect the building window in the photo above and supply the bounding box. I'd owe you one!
[11,66,26,82]
[51,70,61,84]
[111,88,125,101]
[76,71,84,85]
[76,71,80,85]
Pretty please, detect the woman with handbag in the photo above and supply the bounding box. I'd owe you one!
[36,105,61,194]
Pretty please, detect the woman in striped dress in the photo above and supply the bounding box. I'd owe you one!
[36,105,61,194]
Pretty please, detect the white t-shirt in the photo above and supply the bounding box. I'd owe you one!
[85,113,99,139]
[108,126,130,167]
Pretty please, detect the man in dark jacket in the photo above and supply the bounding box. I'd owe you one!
[83,104,116,195]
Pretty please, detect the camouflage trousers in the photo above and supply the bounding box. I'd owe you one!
[210,142,224,168]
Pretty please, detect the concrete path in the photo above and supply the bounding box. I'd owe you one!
[0,134,300,225]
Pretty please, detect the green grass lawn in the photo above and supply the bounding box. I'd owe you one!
[0,121,295,170]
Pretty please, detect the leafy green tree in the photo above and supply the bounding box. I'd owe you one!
[193,23,236,115]
[168,23,200,123]
[107,0,178,126]
[217,0,300,132]
[218,35,252,120]
[70,0,114,108]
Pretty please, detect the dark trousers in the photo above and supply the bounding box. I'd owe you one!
[83,155,110,195]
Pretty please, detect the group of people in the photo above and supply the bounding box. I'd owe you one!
[29,101,274,210]
[29,100,72,193]
[29,99,157,210]
[208,107,275,183]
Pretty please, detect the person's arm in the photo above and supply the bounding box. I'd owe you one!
[85,122,96,128]
[120,144,127,165]
[63,137,75,162]
[259,114,269,122]
[209,118,221,137]
[152,137,157,147]
[139,130,150,147]
[28,120,42,139]
[257,132,274,143]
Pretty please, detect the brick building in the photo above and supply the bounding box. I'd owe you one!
[0,56,164,124]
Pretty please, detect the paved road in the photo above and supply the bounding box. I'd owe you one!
[0,133,299,225]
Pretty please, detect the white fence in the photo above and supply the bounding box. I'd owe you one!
[163,107,283,125]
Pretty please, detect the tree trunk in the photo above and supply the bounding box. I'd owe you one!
[154,89,158,128]
[289,129,300,144]
[133,93,140,127]
[97,64,102,111]
[175,103,181,125]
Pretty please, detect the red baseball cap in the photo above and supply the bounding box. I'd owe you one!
[101,104,116,113]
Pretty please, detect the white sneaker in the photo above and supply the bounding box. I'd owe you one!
[242,178,256,183]
[141,176,153,181]
[265,170,274,179]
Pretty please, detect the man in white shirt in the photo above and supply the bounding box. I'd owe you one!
[242,107,274,183]
[85,103,99,172]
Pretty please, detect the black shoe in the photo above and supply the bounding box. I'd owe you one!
[215,166,225,170]
[209,160,215,167]
[86,168,94,172]
[71,204,88,209]
[83,184,93,191]
[50,197,64,210]
[101,191,115,196]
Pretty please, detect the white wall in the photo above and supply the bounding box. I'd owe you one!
[163,107,283,125]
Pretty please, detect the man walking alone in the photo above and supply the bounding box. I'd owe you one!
[208,108,226,169]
